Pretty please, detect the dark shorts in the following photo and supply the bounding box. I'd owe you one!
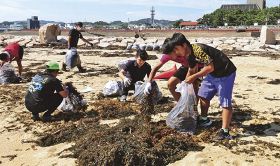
[173,66,188,81]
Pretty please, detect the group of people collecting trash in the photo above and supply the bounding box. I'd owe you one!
[0,22,236,140]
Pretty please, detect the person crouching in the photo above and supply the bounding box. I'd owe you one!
[25,61,69,121]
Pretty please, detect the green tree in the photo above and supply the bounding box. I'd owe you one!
[173,19,183,28]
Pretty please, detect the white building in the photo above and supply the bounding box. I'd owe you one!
[9,23,24,30]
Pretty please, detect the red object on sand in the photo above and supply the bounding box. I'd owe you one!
[154,65,177,80]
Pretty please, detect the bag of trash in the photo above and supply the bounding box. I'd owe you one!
[65,48,81,69]
[103,80,123,97]
[133,81,162,104]
[0,63,20,84]
[59,82,87,112]
[166,82,198,134]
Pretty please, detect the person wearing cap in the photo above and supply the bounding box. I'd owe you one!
[0,42,24,76]
[25,61,69,121]
[62,22,93,72]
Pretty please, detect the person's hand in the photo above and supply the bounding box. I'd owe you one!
[186,75,196,84]
[123,77,131,87]
[144,82,152,95]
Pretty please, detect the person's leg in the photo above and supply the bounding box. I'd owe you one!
[43,94,63,118]
[19,46,24,60]
[76,54,86,72]
[215,72,236,140]
[217,72,236,131]
[25,99,46,121]
[167,77,181,101]
[200,97,210,117]
[168,66,188,102]
[197,75,217,127]
[222,107,233,129]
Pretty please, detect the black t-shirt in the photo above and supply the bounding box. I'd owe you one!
[68,29,83,48]
[123,60,151,83]
[188,43,236,77]
[25,72,64,105]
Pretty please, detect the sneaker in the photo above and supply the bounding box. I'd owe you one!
[119,95,127,102]
[215,129,233,140]
[42,115,55,122]
[198,116,212,127]
[32,114,41,121]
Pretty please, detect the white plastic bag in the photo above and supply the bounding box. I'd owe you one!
[58,83,87,112]
[133,81,162,104]
[103,80,123,96]
[0,63,20,84]
[166,82,198,134]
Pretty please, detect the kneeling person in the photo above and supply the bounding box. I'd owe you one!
[118,50,151,101]
[25,61,69,121]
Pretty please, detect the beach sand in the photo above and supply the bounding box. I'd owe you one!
[0,31,279,165]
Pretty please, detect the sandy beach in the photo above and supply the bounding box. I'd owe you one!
[0,30,280,165]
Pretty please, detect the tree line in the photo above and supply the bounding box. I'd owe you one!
[197,6,280,27]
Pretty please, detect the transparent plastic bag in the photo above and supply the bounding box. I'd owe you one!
[166,82,198,135]
[0,63,20,84]
[103,80,123,97]
[59,83,87,112]
[133,81,162,104]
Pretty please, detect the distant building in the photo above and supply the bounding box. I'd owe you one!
[27,16,40,29]
[9,23,24,30]
[247,0,266,9]
[221,0,266,11]
[221,4,259,10]
[179,21,199,29]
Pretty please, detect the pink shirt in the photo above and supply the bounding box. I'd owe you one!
[160,54,188,67]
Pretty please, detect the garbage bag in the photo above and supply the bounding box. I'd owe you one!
[103,80,123,97]
[133,81,162,104]
[65,48,81,69]
[0,63,20,84]
[59,82,87,112]
[166,82,198,134]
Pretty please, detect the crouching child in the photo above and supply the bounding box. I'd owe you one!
[118,49,151,102]
[25,61,69,121]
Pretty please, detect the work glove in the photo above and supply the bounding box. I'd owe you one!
[123,77,131,87]
[144,82,152,95]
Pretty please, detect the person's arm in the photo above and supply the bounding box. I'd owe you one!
[81,37,93,47]
[118,69,127,80]
[16,59,23,76]
[186,62,214,84]
[147,61,164,82]
[59,85,69,98]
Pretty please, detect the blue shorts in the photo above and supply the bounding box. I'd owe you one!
[198,72,236,107]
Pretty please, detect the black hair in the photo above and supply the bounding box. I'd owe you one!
[0,53,8,61]
[46,69,59,73]
[75,22,83,28]
[162,33,191,54]
[136,49,148,61]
